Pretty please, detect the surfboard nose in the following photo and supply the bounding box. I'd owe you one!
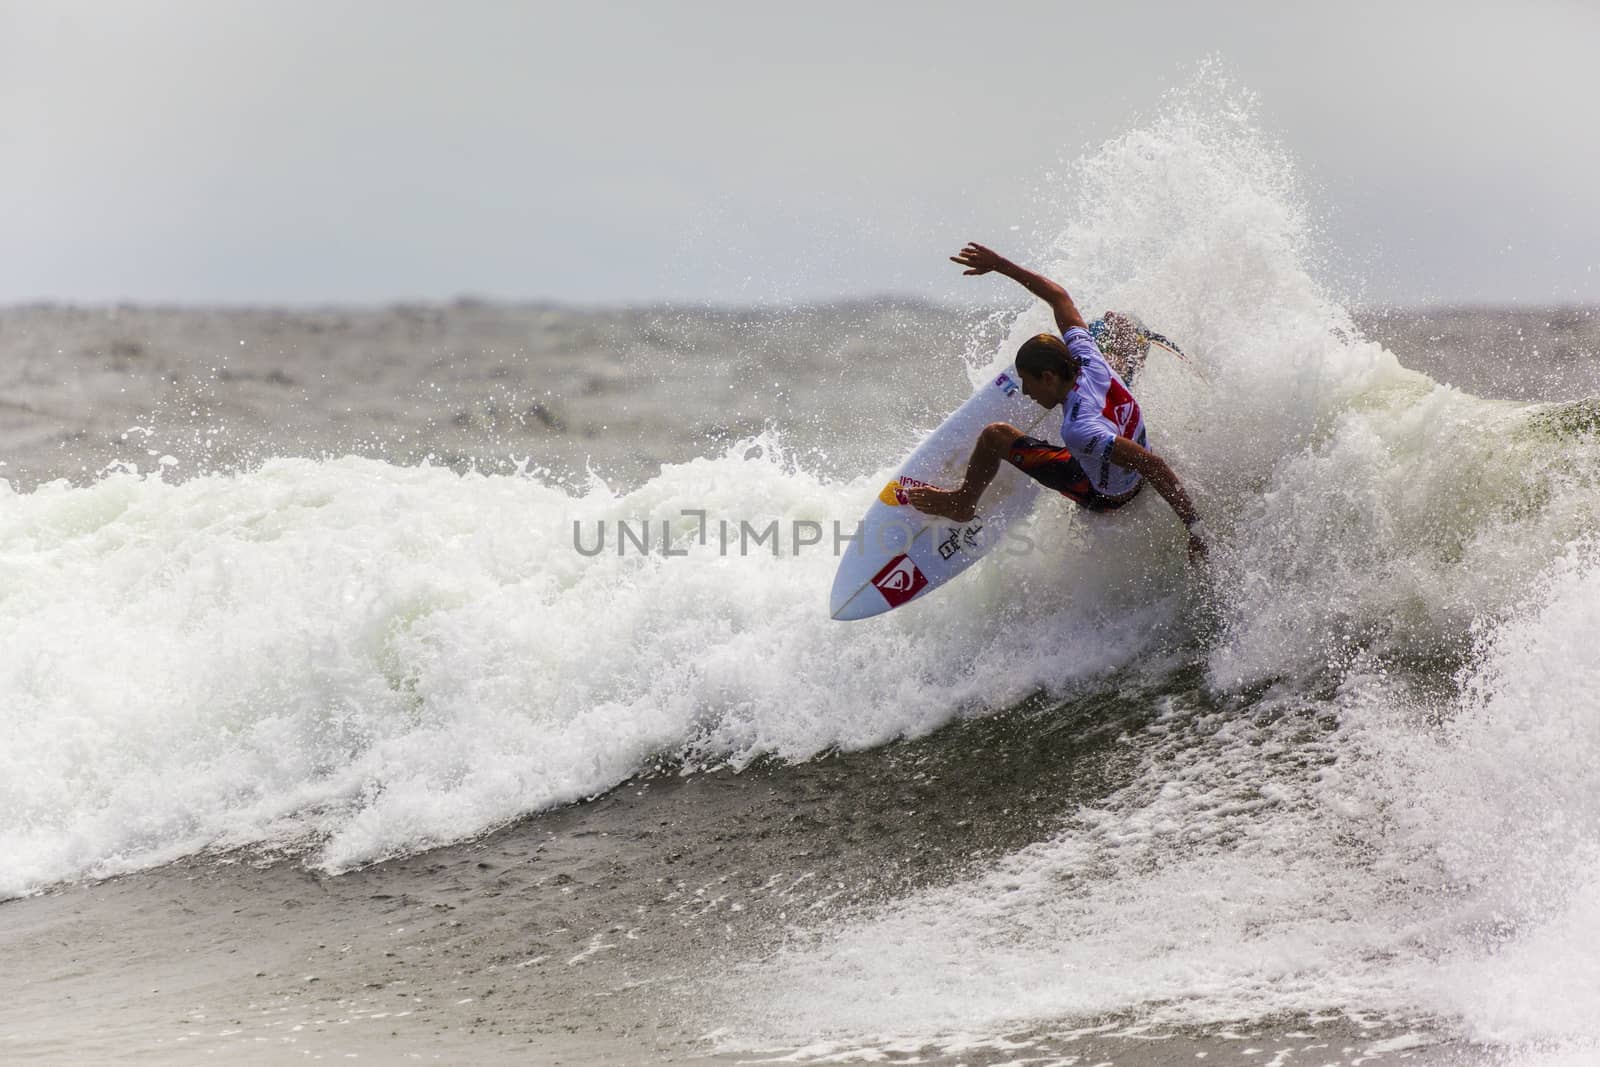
[829,591,883,621]
[829,573,886,621]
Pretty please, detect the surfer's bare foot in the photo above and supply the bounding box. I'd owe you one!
[905,486,977,523]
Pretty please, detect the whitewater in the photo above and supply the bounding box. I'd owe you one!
[3,77,1598,1063]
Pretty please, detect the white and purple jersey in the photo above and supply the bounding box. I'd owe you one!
[1059,326,1147,497]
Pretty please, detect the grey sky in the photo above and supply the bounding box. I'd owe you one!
[4,0,1597,307]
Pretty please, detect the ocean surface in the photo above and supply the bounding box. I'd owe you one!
[4,88,1600,1065]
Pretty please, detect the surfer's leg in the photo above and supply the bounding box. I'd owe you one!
[1006,436,1098,504]
[905,422,1022,522]
[1006,442,1141,512]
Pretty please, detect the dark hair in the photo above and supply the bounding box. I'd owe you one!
[1015,333,1080,381]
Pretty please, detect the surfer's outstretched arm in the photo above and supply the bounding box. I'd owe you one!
[951,243,1087,334]
[1106,437,1208,562]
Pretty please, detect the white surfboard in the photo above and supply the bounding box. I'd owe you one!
[829,366,1055,621]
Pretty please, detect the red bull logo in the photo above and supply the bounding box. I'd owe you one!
[878,476,934,507]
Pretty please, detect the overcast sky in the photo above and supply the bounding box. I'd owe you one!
[4,1,1598,307]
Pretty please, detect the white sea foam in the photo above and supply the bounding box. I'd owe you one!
[0,436,1187,897]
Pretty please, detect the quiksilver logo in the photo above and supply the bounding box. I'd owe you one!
[877,558,917,591]
[870,553,928,607]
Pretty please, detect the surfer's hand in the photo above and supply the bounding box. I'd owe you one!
[1186,529,1209,564]
[951,242,1007,276]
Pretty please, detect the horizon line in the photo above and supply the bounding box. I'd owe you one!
[4,293,1596,316]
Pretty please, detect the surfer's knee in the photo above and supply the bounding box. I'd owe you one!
[980,422,1023,451]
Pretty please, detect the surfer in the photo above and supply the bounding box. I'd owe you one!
[907,242,1208,561]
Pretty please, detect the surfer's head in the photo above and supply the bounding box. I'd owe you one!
[1015,333,1079,408]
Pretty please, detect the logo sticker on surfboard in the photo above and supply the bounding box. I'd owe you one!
[936,520,985,560]
[995,372,1019,397]
[870,554,928,607]
[878,476,934,506]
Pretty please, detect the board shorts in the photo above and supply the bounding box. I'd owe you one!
[1007,435,1143,512]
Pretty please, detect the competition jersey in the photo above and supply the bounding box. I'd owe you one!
[1060,325,1146,497]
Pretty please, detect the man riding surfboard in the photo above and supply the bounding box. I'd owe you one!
[907,242,1208,562]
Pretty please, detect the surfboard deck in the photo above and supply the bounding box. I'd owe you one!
[829,367,1053,621]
